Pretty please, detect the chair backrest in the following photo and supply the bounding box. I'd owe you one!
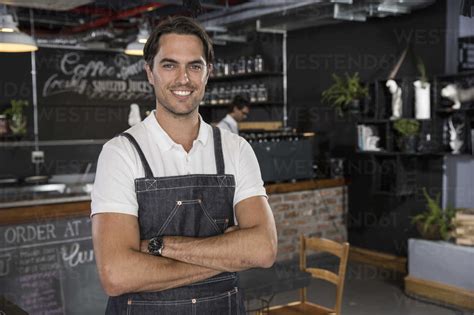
[299,235,350,315]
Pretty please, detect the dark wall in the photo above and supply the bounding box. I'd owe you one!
[286,0,449,255]
[0,48,155,178]
[287,0,447,154]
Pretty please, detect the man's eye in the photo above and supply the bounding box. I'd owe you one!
[163,64,175,69]
[190,64,203,71]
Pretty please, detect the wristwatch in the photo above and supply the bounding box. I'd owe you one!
[148,236,164,256]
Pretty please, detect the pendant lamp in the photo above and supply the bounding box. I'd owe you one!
[124,27,149,56]
[0,13,38,53]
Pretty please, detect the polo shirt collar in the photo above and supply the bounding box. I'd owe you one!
[144,110,210,151]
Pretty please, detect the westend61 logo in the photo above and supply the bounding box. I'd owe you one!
[41,52,154,101]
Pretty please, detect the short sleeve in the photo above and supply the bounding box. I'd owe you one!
[233,138,267,206]
[90,141,139,217]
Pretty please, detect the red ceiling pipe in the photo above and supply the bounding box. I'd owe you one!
[67,2,166,33]
[70,6,113,16]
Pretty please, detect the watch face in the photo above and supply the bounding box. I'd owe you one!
[148,237,163,256]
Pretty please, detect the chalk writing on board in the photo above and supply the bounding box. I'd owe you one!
[61,243,94,268]
[40,51,154,101]
[0,217,106,314]
[0,253,11,276]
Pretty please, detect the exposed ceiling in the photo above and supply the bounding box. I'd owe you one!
[0,0,437,50]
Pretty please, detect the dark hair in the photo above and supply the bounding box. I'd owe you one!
[143,16,214,68]
[228,95,250,113]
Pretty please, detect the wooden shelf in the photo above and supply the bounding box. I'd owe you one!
[200,101,283,108]
[209,72,283,82]
[265,178,347,194]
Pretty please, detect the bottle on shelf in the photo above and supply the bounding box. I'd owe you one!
[235,85,243,99]
[210,86,218,105]
[223,59,230,77]
[249,84,258,103]
[214,59,223,77]
[224,86,232,104]
[257,84,268,102]
[238,56,246,74]
[246,56,254,74]
[242,84,250,101]
[231,59,239,75]
[254,55,264,72]
[218,86,226,104]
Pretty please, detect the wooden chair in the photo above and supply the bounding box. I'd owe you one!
[266,235,350,315]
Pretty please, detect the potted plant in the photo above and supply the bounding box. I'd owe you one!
[393,118,420,153]
[411,188,457,240]
[3,99,28,138]
[414,56,430,119]
[321,72,369,116]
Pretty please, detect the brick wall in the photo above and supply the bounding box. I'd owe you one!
[268,186,348,262]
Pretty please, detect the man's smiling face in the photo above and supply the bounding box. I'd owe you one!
[145,33,211,117]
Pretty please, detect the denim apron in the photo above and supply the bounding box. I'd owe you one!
[105,126,245,315]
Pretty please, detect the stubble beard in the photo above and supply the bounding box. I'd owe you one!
[155,89,202,119]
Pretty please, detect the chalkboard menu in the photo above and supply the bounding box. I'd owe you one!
[36,47,154,106]
[0,216,107,314]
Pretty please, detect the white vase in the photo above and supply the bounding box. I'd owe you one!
[414,80,430,119]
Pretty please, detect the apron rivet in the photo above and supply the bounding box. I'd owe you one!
[177,200,182,205]
[197,199,201,203]
[192,298,197,303]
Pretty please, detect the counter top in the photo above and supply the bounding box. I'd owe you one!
[0,178,347,225]
[265,178,346,194]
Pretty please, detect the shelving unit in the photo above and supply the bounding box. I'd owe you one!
[356,71,474,196]
[208,71,283,82]
[199,32,285,126]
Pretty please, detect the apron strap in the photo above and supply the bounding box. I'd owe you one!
[212,127,225,175]
[120,132,154,179]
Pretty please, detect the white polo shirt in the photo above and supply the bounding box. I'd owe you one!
[91,111,266,217]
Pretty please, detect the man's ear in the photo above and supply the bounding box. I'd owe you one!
[205,63,213,82]
[144,63,154,85]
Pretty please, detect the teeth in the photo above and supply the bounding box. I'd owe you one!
[173,90,192,96]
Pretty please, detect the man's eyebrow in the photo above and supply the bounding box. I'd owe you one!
[159,58,206,65]
[189,59,206,65]
[159,58,178,64]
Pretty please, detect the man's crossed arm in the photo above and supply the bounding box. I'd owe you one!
[92,196,277,296]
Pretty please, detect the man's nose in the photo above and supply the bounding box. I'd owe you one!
[176,66,190,85]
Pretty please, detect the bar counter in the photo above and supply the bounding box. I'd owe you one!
[0,178,346,226]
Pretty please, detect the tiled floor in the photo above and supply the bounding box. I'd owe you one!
[246,262,473,315]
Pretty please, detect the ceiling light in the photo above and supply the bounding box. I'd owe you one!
[124,41,144,56]
[0,12,37,53]
[124,26,149,56]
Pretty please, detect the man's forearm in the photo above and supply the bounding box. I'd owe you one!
[97,248,221,296]
[160,226,276,272]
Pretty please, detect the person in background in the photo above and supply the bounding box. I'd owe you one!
[91,16,277,315]
[217,95,250,134]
